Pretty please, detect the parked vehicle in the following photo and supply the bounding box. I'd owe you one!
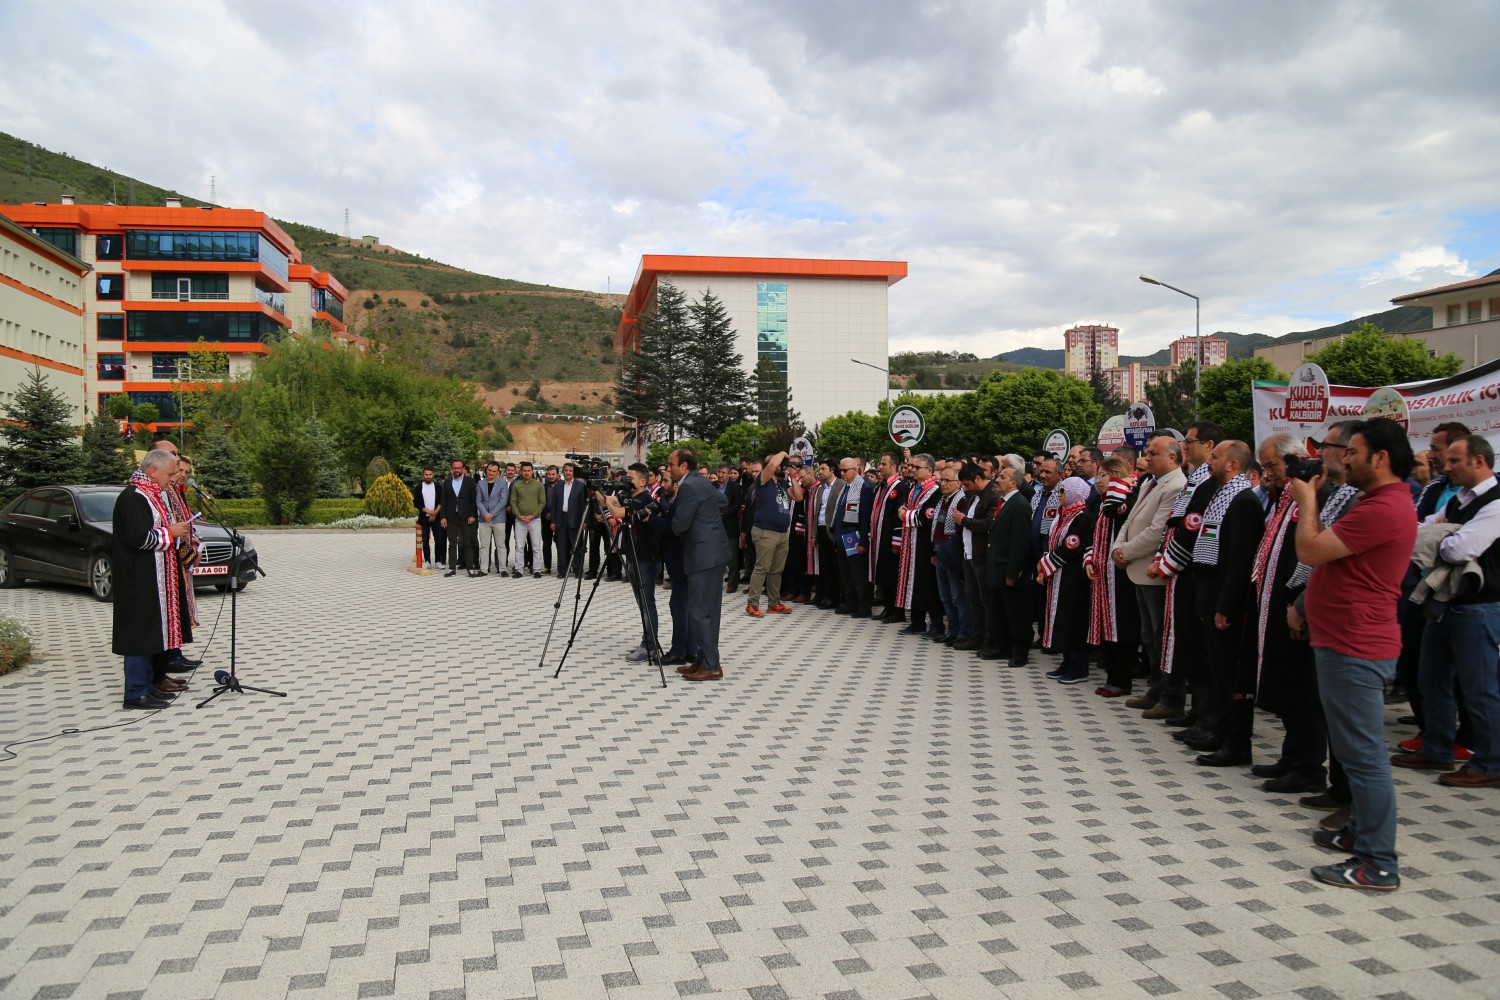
[0,485,259,602]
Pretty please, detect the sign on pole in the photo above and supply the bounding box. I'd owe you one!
[1286,362,1331,431]
[1122,402,1156,450]
[1362,386,1411,430]
[789,436,815,461]
[1095,414,1126,451]
[888,405,926,447]
[1042,428,1071,460]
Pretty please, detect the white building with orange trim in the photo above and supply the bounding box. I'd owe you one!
[0,198,353,429]
[617,255,908,430]
[0,214,88,422]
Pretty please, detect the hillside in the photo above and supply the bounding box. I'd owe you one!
[0,132,623,390]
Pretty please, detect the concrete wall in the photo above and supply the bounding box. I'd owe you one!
[0,228,86,421]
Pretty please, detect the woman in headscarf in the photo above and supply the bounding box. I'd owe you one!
[1037,476,1098,684]
[1085,457,1141,697]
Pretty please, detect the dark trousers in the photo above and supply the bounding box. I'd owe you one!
[723,525,740,585]
[740,530,756,582]
[815,530,843,605]
[785,536,808,598]
[986,578,1032,655]
[666,564,697,658]
[420,517,447,565]
[555,521,583,577]
[1196,614,1233,736]
[962,559,989,644]
[589,523,620,577]
[1102,641,1137,690]
[837,545,872,613]
[447,520,477,570]
[685,566,725,670]
[1278,711,1328,780]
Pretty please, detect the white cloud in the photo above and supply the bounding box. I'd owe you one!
[0,0,1496,360]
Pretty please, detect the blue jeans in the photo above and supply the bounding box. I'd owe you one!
[632,559,661,652]
[936,557,968,639]
[1420,601,1500,775]
[1315,648,1399,873]
[124,655,153,700]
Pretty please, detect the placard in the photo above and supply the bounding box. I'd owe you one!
[1122,402,1156,450]
[1095,414,1126,451]
[1286,362,1331,429]
[1042,428,1071,460]
[888,405,926,447]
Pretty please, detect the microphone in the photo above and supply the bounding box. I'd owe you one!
[188,477,214,500]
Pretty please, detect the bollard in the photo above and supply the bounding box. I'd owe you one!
[407,523,431,576]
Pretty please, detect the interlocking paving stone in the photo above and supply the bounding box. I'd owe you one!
[1,531,1499,999]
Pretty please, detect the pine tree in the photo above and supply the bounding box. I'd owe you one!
[1088,365,1124,413]
[306,417,347,498]
[0,367,78,492]
[404,416,477,480]
[195,427,255,498]
[1144,358,1198,433]
[77,408,134,485]
[618,280,693,442]
[682,289,751,442]
[753,358,804,454]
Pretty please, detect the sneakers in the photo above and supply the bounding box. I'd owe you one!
[767,603,792,614]
[1312,828,1354,853]
[1311,857,1399,892]
[1057,675,1089,685]
[624,645,652,664]
[745,603,764,618]
[1396,736,1473,762]
[1044,667,1066,680]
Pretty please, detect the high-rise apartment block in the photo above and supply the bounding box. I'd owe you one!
[0,198,356,428]
[1064,324,1119,379]
[1169,335,1227,369]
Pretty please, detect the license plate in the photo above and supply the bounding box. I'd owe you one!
[191,564,229,576]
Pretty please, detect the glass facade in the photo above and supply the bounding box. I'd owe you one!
[127,311,275,342]
[124,230,290,281]
[151,273,229,299]
[756,282,788,379]
[97,353,126,380]
[313,287,344,322]
[96,275,124,300]
[29,228,80,257]
[256,286,287,316]
[151,352,193,380]
[125,391,181,422]
[97,314,125,341]
[95,234,123,260]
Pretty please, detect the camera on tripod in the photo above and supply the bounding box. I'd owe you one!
[565,453,626,496]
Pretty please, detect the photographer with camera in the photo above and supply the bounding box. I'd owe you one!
[602,463,664,664]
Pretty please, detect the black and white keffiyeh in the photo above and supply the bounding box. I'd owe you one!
[1193,472,1252,567]
[1287,484,1360,589]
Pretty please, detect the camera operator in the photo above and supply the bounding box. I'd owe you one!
[602,464,664,664]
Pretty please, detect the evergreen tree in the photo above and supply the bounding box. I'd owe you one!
[77,408,134,485]
[1088,365,1124,413]
[1144,359,1198,433]
[616,280,693,442]
[752,358,804,453]
[195,426,254,498]
[306,417,347,498]
[405,416,479,480]
[0,367,78,492]
[682,289,751,441]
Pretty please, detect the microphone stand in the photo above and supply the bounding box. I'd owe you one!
[188,481,282,708]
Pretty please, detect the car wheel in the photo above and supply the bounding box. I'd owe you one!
[0,544,19,588]
[90,551,113,602]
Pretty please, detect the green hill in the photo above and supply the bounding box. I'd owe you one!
[0,132,621,387]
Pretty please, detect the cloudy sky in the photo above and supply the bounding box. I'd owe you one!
[2,0,1496,355]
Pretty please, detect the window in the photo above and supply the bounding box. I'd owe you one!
[1447,304,1462,325]
[97,314,125,341]
[96,275,123,300]
[97,353,126,381]
[95,234,122,261]
[126,311,274,342]
[1491,298,1500,320]
[123,230,290,281]
[151,352,193,379]
[755,281,789,423]
[150,273,229,299]
[125,391,180,422]
[28,228,80,257]
[1469,301,1484,323]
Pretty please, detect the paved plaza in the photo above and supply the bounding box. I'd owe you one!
[1,531,1498,1000]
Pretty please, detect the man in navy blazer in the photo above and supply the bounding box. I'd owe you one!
[439,459,480,576]
[548,462,589,578]
[833,457,875,616]
[668,447,731,681]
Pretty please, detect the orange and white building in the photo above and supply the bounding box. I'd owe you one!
[617,255,908,428]
[0,198,353,427]
[0,213,88,422]
[1105,361,1176,404]
[1169,334,1227,369]
[1063,324,1119,379]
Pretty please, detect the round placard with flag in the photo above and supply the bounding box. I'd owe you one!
[1043,428,1070,460]
[888,405,926,447]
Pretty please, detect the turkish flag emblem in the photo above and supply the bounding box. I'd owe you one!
[1065,535,1080,549]
[1185,513,1204,532]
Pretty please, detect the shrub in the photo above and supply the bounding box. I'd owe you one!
[0,613,34,676]
[133,403,160,425]
[364,455,392,486]
[363,473,416,519]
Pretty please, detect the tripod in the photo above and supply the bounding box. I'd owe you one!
[189,482,281,708]
[537,490,667,688]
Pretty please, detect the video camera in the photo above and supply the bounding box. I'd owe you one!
[565,453,627,497]
[1285,454,1324,482]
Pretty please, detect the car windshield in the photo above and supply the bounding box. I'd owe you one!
[78,490,122,524]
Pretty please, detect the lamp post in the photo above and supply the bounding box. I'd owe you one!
[1139,273,1201,409]
[851,357,893,410]
[614,409,641,463]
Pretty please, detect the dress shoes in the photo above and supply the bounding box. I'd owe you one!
[1094,686,1131,698]
[924,630,947,642]
[444,569,458,577]
[1163,712,1199,728]
[676,660,701,675]
[978,647,1005,661]
[123,695,172,710]
[1262,773,1326,794]
[1251,761,1291,779]
[726,583,738,594]
[1140,704,1183,721]
[510,569,522,578]
[171,652,203,667]
[149,686,179,700]
[1320,807,1351,832]
[815,599,835,610]
[833,607,853,615]
[1181,732,1222,754]
[1438,764,1500,788]
[681,665,723,681]
[952,637,982,651]
[532,571,543,578]
[662,653,690,666]
[898,623,926,635]
[467,570,481,577]
[1007,652,1030,669]
[1299,790,1342,811]
[1124,695,1156,710]
[156,678,189,693]
[943,635,958,646]
[1390,751,1455,771]
[1196,747,1250,767]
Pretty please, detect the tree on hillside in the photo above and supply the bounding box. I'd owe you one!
[682,289,752,441]
[1200,357,1286,443]
[1304,323,1464,387]
[78,408,133,485]
[1145,359,1197,434]
[616,280,693,443]
[0,367,77,493]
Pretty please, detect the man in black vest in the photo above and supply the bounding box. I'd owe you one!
[1395,434,1500,788]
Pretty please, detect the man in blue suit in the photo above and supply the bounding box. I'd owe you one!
[548,461,589,578]
[668,447,731,681]
[833,457,875,616]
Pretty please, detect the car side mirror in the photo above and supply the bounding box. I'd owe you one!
[56,514,77,530]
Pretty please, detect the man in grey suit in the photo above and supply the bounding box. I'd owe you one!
[669,447,731,681]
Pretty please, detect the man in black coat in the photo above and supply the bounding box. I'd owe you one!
[440,459,480,577]
[985,467,1035,667]
[114,451,192,709]
[716,463,743,593]
[548,461,589,578]
[413,466,447,569]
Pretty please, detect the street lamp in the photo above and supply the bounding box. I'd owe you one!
[1139,273,1202,407]
[614,409,641,463]
[850,357,893,409]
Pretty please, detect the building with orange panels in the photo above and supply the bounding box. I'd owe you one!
[618,255,908,428]
[1105,361,1175,404]
[1169,334,1227,369]
[0,198,352,426]
[1063,324,1119,379]
[0,213,89,422]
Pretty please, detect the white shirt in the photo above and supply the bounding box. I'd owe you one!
[451,475,464,494]
[1439,474,1500,564]
[420,482,436,510]
[962,494,983,559]
[562,480,572,512]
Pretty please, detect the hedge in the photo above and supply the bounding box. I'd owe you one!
[198,498,370,527]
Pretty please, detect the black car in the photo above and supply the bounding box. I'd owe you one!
[0,485,258,602]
